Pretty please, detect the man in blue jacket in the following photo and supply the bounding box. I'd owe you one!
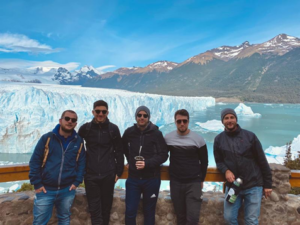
[29,110,86,225]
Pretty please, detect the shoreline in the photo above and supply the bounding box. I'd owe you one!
[215,97,242,103]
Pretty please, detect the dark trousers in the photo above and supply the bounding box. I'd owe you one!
[170,180,203,225]
[125,177,161,225]
[84,172,115,225]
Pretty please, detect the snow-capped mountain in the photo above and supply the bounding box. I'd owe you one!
[181,34,300,65]
[100,61,178,78]
[75,65,101,77]
[100,67,141,79]
[136,60,178,73]
[51,65,101,84]
[52,67,74,83]
[0,67,58,84]
[254,34,300,55]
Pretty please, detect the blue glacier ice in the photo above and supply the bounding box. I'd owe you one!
[0,83,215,153]
[235,103,261,118]
[195,120,224,132]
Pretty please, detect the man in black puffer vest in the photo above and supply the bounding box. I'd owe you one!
[122,106,168,225]
[78,100,124,225]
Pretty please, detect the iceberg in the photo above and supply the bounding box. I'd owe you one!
[0,83,215,153]
[195,120,224,132]
[265,134,300,164]
[234,103,261,118]
[9,184,20,192]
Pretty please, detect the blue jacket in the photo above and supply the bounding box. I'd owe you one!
[29,124,86,190]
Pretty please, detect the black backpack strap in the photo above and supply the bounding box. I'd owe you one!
[108,123,117,148]
[108,123,118,162]
[83,122,92,138]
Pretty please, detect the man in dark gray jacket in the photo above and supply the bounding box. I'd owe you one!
[78,100,124,225]
[122,106,168,225]
[214,108,272,225]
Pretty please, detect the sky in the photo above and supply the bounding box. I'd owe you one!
[0,0,300,73]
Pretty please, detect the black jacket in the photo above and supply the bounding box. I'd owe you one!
[214,125,272,190]
[78,118,124,177]
[122,122,168,179]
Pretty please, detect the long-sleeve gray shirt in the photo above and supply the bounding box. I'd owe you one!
[165,130,208,182]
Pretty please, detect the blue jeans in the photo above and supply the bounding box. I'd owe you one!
[224,186,263,225]
[33,186,76,225]
[125,177,161,225]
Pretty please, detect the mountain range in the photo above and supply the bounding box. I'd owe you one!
[1,34,299,103]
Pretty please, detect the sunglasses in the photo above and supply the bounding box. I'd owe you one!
[137,114,149,118]
[64,116,77,123]
[94,110,108,115]
[176,119,188,124]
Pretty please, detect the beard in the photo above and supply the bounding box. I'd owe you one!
[177,127,188,134]
[225,123,237,132]
[61,125,73,134]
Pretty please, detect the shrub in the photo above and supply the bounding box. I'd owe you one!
[17,183,34,192]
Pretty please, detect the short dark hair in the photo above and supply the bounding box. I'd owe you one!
[174,109,189,120]
[61,110,77,119]
[93,100,108,109]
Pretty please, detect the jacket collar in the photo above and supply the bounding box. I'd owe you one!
[134,121,158,133]
[52,124,77,140]
[224,124,241,136]
[92,118,110,128]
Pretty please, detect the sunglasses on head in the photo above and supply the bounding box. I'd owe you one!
[94,110,108,115]
[176,119,188,124]
[63,116,77,123]
[137,114,149,118]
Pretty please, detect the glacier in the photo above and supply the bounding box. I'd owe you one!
[0,83,215,154]
[235,103,261,118]
[195,120,224,132]
[265,134,300,164]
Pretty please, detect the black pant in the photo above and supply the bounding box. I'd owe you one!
[170,180,203,225]
[125,177,161,225]
[85,172,116,225]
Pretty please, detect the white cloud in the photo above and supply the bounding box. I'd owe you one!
[96,65,116,73]
[0,59,79,71]
[0,33,61,54]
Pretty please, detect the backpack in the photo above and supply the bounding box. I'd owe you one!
[41,136,83,168]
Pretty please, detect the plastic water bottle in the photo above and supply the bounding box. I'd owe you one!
[226,178,243,204]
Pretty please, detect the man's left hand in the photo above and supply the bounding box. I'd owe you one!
[264,188,272,199]
[69,184,77,191]
[115,175,119,183]
[136,161,145,170]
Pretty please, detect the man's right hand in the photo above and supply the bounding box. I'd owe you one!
[225,170,235,183]
[35,186,47,193]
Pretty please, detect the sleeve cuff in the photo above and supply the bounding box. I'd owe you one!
[73,181,80,187]
[33,183,43,190]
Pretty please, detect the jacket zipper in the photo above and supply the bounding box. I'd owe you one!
[98,127,101,176]
[139,132,143,179]
[54,134,75,190]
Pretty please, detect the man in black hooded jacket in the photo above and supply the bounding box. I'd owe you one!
[78,100,124,225]
[122,106,168,225]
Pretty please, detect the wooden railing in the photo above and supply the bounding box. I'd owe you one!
[0,164,224,183]
[1,164,300,188]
